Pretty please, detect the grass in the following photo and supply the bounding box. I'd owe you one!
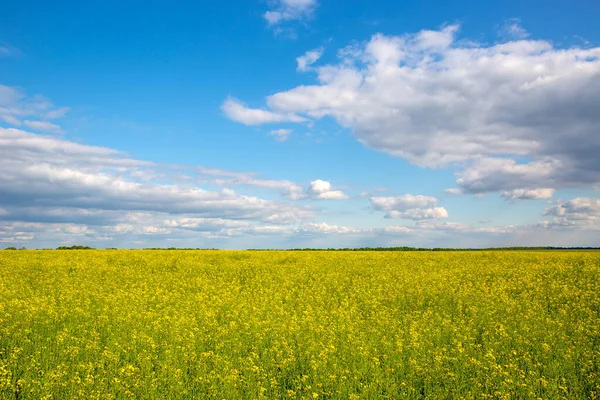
[0,250,599,399]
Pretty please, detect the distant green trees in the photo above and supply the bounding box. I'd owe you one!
[56,245,94,250]
[142,247,220,250]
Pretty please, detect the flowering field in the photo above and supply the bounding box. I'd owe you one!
[1,250,599,399]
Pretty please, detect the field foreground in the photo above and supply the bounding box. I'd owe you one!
[0,250,599,399]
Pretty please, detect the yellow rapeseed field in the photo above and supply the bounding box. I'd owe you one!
[0,250,599,399]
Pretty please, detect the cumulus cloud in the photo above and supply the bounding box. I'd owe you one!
[386,207,449,220]
[297,47,323,71]
[269,128,292,141]
[544,197,600,221]
[455,158,563,195]
[529,197,600,233]
[502,188,555,200]
[221,98,305,125]
[370,194,448,220]
[370,195,438,211]
[297,222,359,234]
[264,0,318,26]
[224,24,600,195]
[308,180,349,200]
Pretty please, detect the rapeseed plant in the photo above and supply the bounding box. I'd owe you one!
[0,250,598,398]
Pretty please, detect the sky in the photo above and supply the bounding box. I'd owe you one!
[1,0,600,249]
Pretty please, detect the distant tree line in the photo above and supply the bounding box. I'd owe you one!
[4,245,600,251]
[142,247,220,250]
[56,245,95,250]
[250,246,600,251]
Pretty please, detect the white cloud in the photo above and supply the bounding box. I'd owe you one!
[163,217,249,231]
[45,107,70,119]
[264,0,318,26]
[143,226,172,235]
[0,85,68,128]
[221,98,305,125]
[212,176,305,200]
[212,176,349,202]
[500,18,530,39]
[444,188,463,195]
[502,188,555,200]
[298,222,359,234]
[374,226,413,234]
[1,115,21,125]
[269,128,292,141]
[544,197,600,221]
[225,24,600,195]
[283,184,305,200]
[264,210,310,224]
[308,179,349,200]
[0,127,319,244]
[23,120,64,134]
[370,194,438,211]
[297,47,323,71]
[1,126,597,248]
[314,190,348,200]
[370,194,448,220]
[415,220,515,235]
[456,158,560,195]
[245,225,293,235]
[386,207,449,220]
[533,198,600,232]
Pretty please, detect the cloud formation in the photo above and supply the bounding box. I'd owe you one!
[298,222,359,234]
[0,85,68,131]
[541,197,600,230]
[308,180,349,200]
[297,47,323,71]
[370,195,438,211]
[370,194,448,220]
[0,127,321,245]
[23,120,64,134]
[264,0,318,26]
[221,98,305,125]
[223,24,600,196]
[502,188,554,200]
[386,207,449,220]
[269,128,292,141]
[499,18,530,40]
[0,126,366,247]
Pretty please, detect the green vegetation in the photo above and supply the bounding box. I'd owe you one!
[55,245,95,250]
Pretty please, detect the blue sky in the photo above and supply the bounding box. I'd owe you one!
[1,0,600,248]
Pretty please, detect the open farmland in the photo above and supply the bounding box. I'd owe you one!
[1,250,599,399]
